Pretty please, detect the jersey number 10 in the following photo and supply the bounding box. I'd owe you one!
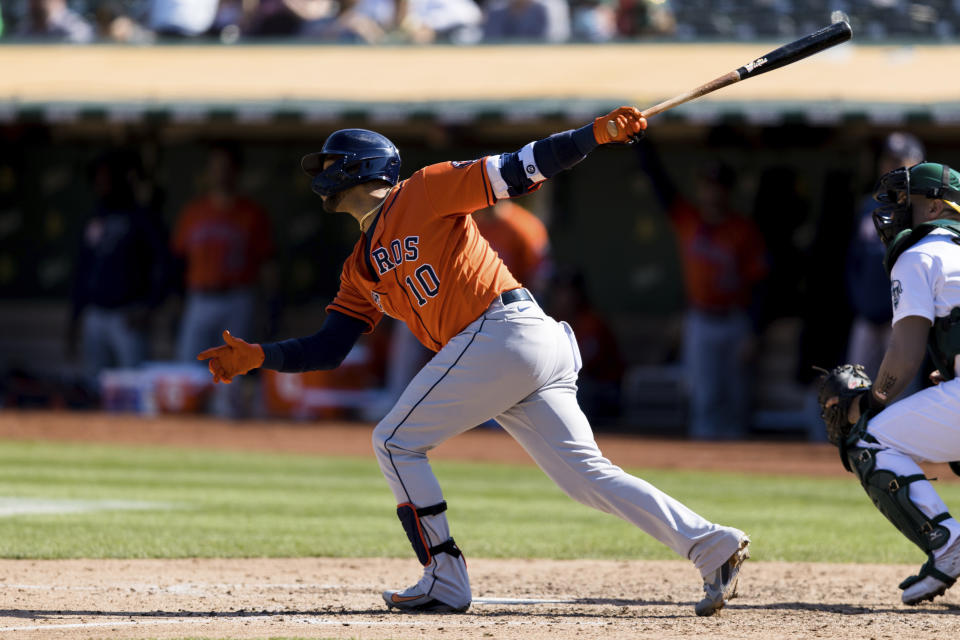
[405,264,441,306]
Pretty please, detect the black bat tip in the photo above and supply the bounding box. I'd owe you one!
[829,13,853,38]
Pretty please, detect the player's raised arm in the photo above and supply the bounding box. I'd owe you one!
[420,107,647,216]
[485,106,646,200]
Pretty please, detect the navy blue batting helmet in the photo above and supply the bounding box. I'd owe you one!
[301,129,401,198]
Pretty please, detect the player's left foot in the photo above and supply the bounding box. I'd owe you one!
[382,585,470,613]
[901,535,960,605]
[695,536,750,616]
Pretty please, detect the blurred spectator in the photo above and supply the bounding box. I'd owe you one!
[570,0,616,42]
[171,144,275,417]
[472,200,550,294]
[615,0,675,37]
[299,0,394,43]
[244,0,335,37]
[149,0,218,37]
[547,267,624,421]
[845,132,925,377]
[483,0,549,40]
[17,0,94,42]
[398,0,482,43]
[69,150,170,385]
[483,0,569,42]
[635,141,768,440]
[93,1,153,43]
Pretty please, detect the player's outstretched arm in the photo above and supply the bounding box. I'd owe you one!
[259,311,366,373]
[196,312,366,383]
[484,106,647,201]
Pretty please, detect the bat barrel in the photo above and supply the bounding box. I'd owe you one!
[736,20,852,80]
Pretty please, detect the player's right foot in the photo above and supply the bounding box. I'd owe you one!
[382,585,469,613]
[695,536,750,616]
[901,536,960,605]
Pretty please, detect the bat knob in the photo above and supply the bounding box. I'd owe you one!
[606,120,618,138]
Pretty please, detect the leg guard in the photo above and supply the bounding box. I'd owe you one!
[898,555,959,592]
[847,446,953,552]
[396,501,463,566]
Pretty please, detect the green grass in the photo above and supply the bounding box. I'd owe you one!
[0,439,957,564]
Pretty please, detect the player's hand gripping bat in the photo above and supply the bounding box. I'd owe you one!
[606,20,853,138]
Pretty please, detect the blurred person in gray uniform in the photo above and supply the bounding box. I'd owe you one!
[17,0,94,42]
[149,0,218,36]
[484,0,569,42]
[846,133,926,377]
[69,151,170,384]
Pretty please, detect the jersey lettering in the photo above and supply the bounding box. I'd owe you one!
[372,247,395,275]
[374,236,423,276]
[404,236,419,261]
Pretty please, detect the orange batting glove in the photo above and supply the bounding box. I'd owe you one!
[196,330,265,384]
[593,106,647,145]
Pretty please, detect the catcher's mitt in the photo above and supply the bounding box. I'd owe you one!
[816,364,872,446]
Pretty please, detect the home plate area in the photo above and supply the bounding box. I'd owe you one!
[0,557,956,640]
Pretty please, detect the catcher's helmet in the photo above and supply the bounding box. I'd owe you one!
[873,162,960,246]
[301,129,401,198]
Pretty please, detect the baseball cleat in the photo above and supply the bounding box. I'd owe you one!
[695,536,750,616]
[900,536,960,605]
[382,586,470,613]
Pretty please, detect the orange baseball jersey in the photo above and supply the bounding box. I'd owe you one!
[473,201,548,287]
[328,159,521,351]
[172,195,274,291]
[669,198,767,311]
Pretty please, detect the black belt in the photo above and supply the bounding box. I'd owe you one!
[500,288,534,305]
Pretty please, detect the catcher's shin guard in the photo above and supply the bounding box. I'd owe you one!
[847,446,953,553]
[396,501,463,566]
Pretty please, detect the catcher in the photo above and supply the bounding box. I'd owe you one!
[819,162,960,605]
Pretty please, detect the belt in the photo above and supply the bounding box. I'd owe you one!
[500,288,534,305]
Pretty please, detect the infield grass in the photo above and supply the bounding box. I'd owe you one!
[0,438,957,563]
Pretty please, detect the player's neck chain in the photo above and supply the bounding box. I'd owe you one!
[359,200,385,232]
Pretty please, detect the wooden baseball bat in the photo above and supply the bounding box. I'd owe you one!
[640,21,853,119]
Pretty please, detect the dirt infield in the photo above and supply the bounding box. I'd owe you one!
[1,558,957,640]
[1,411,958,639]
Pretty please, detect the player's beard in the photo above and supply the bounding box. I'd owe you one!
[322,192,346,215]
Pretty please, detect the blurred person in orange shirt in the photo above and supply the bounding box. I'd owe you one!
[472,199,549,294]
[171,143,275,416]
[547,267,624,422]
[635,141,768,440]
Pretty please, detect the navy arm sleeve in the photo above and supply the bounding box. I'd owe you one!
[489,124,598,198]
[260,310,365,373]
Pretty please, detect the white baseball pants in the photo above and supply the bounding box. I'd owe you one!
[372,295,745,608]
[860,376,960,558]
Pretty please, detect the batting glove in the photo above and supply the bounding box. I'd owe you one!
[196,330,265,384]
[593,106,647,145]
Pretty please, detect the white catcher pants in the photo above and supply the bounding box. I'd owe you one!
[372,294,745,608]
[859,377,960,559]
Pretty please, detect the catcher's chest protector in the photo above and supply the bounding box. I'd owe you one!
[884,220,960,381]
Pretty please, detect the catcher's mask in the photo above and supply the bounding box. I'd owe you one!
[873,162,960,246]
[301,128,400,199]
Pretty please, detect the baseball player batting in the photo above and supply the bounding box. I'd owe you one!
[818,162,960,605]
[197,108,750,616]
